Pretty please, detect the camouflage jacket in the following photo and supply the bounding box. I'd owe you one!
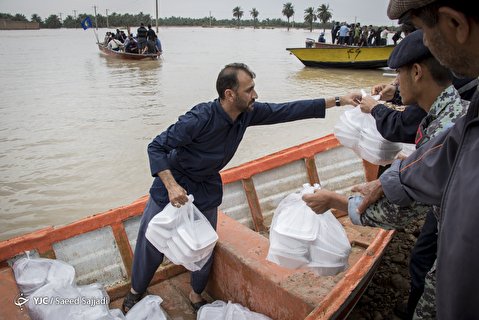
[348,85,469,228]
[347,85,469,319]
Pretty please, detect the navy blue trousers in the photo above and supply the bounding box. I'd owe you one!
[131,197,218,294]
[407,209,438,318]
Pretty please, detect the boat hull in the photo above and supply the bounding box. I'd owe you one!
[97,43,160,60]
[0,135,393,320]
[287,46,395,69]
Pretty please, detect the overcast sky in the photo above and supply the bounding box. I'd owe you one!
[0,0,396,26]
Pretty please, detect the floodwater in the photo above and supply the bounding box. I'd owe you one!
[0,27,388,240]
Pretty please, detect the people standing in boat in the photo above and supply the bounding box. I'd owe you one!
[331,21,340,44]
[359,25,369,46]
[303,29,469,319]
[121,62,362,314]
[144,24,157,54]
[338,23,350,45]
[136,23,148,52]
[392,29,403,45]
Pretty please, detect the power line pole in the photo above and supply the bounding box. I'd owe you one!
[58,12,63,23]
[73,10,77,28]
[106,9,109,28]
[93,5,98,30]
[155,0,159,33]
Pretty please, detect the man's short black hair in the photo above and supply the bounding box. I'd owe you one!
[216,63,256,99]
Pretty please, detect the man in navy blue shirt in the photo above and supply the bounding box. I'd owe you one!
[122,62,361,313]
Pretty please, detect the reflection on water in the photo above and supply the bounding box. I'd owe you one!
[0,27,388,240]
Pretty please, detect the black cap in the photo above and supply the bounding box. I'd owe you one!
[387,29,432,69]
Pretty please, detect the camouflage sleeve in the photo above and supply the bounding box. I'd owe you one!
[348,195,430,229]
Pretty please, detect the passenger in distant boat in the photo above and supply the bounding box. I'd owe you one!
[318,32,326,43]
[392,30,403,45]
[359,25,369,46]
[124,34,138,53]
[338,23,350,45]
[331,21,340,44]
[107,37,123,51]
[103,32,112,45]
[367,25,376,46]
[141,24,157,54]
[121,62,362,315]
[136,22,148,52]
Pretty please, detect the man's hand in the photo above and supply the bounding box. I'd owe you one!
[351,179,384,213]
[302,189,348,214]
[158,170,188,207]
[371,83,397,101]
[359,95,380,113]
[341,92,362,106]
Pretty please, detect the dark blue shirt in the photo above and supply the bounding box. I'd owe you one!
[148,98,326,210]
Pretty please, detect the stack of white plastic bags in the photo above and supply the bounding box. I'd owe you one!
[197,300,272,320]
[12,254,168,320]
[334,91,403,166]
[146,194,218,271]
[267,184,351,276]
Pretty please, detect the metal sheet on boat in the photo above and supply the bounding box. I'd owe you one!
[124,216,141,254]
[219,181,253,229]
[315,147,365,192]
[252,160,309,226]
[53,227,127,286]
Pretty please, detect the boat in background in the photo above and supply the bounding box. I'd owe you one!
[97,43,161,60]
[0,134,393,320]
[287,44,395,69]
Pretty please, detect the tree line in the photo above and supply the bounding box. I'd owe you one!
[0,3,381,31]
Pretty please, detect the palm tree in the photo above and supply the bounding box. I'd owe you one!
[304,7,317,32]
[232,6,243,28]
[316,4,332,32]
[31,13,42,24]
[282,3,294,31]
[250,8,259,29]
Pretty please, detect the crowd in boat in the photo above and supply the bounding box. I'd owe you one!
[103,23,162,55]
[328,21,407,46]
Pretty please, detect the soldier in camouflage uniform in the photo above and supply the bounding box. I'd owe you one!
[303,30,469,319]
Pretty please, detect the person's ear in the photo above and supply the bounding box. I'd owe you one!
[412,63,423,81]
[438,7,470,44]
[224,89,235,102]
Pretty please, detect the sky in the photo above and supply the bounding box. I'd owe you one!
[0,0,396,26]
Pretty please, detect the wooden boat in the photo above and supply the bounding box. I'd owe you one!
[97,43,160,60]
[0,134,393,320]
[287,45,395,69]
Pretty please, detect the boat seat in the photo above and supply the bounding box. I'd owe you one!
[0,266,30,319]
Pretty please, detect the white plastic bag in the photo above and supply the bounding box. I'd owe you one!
[267,184,320,269]
[146,195,218,271]
[334,105,403,165]
[13,255,75,297]
[308,210,351,276]
[198,300,272,320]
[125,295,167,320]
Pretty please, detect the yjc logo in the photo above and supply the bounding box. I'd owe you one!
[14,292,29,310]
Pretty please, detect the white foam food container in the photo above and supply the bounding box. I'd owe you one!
[270,229,309,251]
[145,226,173,249]
[267,247,309,269]
[149,204,178,229]
[308,262,347,276]
[177,219,218,251]
[274,207,319,242]
[310,245,349,266]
